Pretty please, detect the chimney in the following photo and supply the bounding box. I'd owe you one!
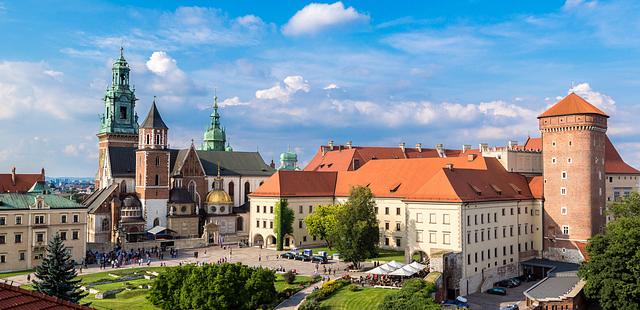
[328,140,334,150]
[399,142,405,152]
[11,166,16,186]
[444,163,454,171]
[435,144,445,157]
[479,143,488,152]
[415,143,422,152]
[508,140,518,150]
[462,144,471,153]
[269,159,275,169]
[41,168,45,178]
[346,141,352,149]
[467,154,476,161]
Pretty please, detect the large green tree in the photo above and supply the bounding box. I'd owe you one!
[304,204,341,249]
[333,186,379,269]
[578,193,640,309]
[33,234,87,303]
[148,263,277,310]
[274,198,294,250]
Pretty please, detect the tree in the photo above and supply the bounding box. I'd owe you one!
[333,186,379,269]
[274,199,294,251]
[578,193,640,310]
[148,263,277,310]
[304,204,341,249]
[33,234,87,303]
[380,278,440,310]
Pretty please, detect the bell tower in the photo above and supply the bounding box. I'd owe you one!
[96,47,139,188]
[200,93,228,151]
[135,98,170,229]
[539,93,608,263]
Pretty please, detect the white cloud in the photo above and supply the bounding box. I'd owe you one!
[323,83,339,90]
[43,70,63,78]
[146,51,179,76]
[145,51,190,95]
[255,75,310,102]
[282,1,369,36]
[219,96,249,107]
[568,82,616,112]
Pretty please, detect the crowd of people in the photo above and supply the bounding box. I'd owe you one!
[85,246,174,269]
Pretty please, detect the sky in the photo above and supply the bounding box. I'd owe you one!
[1,0,640,177]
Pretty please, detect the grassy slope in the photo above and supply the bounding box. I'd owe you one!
[320,287,396,310]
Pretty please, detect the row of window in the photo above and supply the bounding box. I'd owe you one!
[0,252,26,263]
[0,214,80,226]
[383,222,402,232]
[416,213,450,225]
[383,237,402,247]
[465,207,534,227]
[0,230,79,245]
[467,241,534,267]
[466,223,533,244]
[416,230,451,245]
[373,207,402,216]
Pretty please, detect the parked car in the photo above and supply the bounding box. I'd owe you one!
[509,277,522,287]
[500,304,519,310]
[487,287,507,296]
[302,254,313,262]
[495,279,517,288]
[294,254,306,261]
[311,255,328,264]
[441,296,469,309]
[280,252,295,259]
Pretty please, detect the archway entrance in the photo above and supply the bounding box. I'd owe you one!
[412,250,430,264]
[266,235,277,247]
[253,234,264,247]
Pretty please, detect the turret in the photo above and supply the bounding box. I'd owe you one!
[201,93,228,151]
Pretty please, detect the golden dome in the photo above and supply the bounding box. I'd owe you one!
[205,189,233,205]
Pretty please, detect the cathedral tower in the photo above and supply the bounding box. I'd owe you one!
[200,94,228,151]
[539,93,608,263]
[96,48,139,188]
[135,99,170,229]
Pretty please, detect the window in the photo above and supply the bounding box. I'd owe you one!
[443,214,450,225]
[395,222,401,231]
[481,214,484,224]
[309,205,313,213]
[374,207,379,214]
[503,246,506,255]
[429,213,436,224]
[510,208,514,215]
[35,215,45,225]
[551,157,557,164]
[487,212,491,223]
[510,245,513,255]
[562,225,569,235]
[481,230,484,241]
[270,221,273,229]
[155,134,160,145]
[510,226,514,237]
[561,187,567,195]
[502,227,506,238]
[263,206,266,213]
[155,174,159,186]
[552,141,556,147]
[0,255,4,263]
[561,207,567,215]
[15,216,21,225]
[145,134,150,145]
[385,222,390,230]
[60,231,67,241]
[60,215,67,223]
[155,156,160,167]
[609,176,613,183]
[119,106,127,119]
[385,207,389,215]
[396,208,401,215]
[494,213,497,222]
[384,238,389,246]
[416,230,423,242]
[561,171,567,179]
[36,233,44,243]
[474,214,477,225]
[396,238,401,247]
[256,205,260,213]
[416,213,423,223]
[299,206,303,214]
[429,231,437,244]
[256,220,260,227]
[0,235,4,244]
[467,231,471,244]
[502,209,505,216]
[299,220,303,229]
[518,224,521,235]
[72,231,79,240]
[467,254,471,265]
[73,214,79,223]
[467,215,470,225]
[228,182,235,201]
[303,236,307,242]
[270,206,274,213]
[567,158,572,164]
[19,252,25,261]
[494,227,498,239]
[243,182,251,203]
[0,217,4,225]
[14,234,21,244]
[474,231,478,242]
[443,232,451,245]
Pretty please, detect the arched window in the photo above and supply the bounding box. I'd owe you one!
[146,134,150,145]
[244,182,251,204]
[153,218,160,227]
[188,181,196,202]
[101,218,110,231]
[120,180,127,193]
[155,174,159,186]
[155,156,160,167]
[236,217,244,231]
[228,182,235,201]
[155,134,160,145]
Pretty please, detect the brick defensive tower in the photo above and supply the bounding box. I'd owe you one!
[539,93,608,263]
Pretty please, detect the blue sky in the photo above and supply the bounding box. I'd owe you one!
[1,0,640,176]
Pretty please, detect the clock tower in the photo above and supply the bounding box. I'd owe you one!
[96,48,139,189]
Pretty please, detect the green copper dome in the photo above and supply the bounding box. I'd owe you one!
[278,148,298,171]
[200,95,228,151]
[280,151,297,162]
[99,47,139,136]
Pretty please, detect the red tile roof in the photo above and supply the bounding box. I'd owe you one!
[538,93,608,118]
[604,136,640,174]
[0,169,45,193]
[527,176,543,199]
[523,137,542,151]
[257,156,535,203]
[0,282,92,309]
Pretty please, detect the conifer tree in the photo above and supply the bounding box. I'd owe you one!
[33,234,87,303]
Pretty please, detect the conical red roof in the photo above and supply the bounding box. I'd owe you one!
[538,93,608,118]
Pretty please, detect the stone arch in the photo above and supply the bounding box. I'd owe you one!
[153,217,160,227]
[120,180,127,193]
[253,234,264,247]
[411,250,430,264]
[236,216,244,231]
[228,181,235,202]
[284,234,296,248]
[266,235,277,247]
[244,182,251,204]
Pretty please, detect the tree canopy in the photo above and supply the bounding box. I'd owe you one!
[33,234,87,303]
[380,278,440,310]
[304,204,341,248]
[274,199,294,250]
[578,192,640,309]
[148,263,277,310]
[333,186,379,268]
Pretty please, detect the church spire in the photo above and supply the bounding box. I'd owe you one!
[99,48,138,136]
[200,89,228,151]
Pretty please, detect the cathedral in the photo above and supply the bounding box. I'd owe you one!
[84,49,275,246]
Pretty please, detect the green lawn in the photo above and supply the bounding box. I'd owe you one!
[319,287,397,310]
[305,247,405,262]
[0,269,34,279]
[274,274,312,292]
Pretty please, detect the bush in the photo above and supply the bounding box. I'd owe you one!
[311,275,322,283]
[380,279,439,310]
[299,298,321,310]
[307,279,350,301]
[283,271,296,284]
[347,284,362,292]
